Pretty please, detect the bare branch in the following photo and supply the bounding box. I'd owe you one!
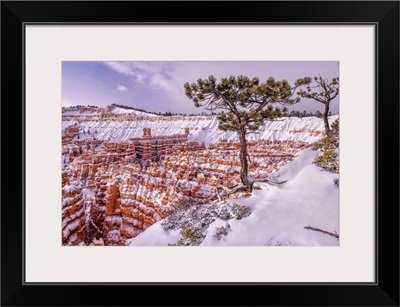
[253,178,288,184]
[304,226,339,239]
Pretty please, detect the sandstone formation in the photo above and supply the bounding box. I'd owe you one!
[62,130,309,246]
[61,105,327,246]
[61,172,87,246]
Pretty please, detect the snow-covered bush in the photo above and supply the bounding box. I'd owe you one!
[163,201,251,246]
[312,119,339,173]
[176,223,206,246]
[214,226,228,240]
[161,202,194,231]
[331,118,339,135]
[230,203,251,220]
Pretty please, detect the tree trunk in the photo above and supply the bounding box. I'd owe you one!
[238,126,252,192]
[323,101,331,136]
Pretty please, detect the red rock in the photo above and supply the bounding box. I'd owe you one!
[63,121,311,246]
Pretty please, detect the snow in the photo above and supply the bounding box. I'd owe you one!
[62,113,338,144]
[105,215,122,224]
[62,205,85,228]
[126,223,181,246]
[62,183,81,194]
[62,105,339,247]
[111,106,159,117]
[62,213,84,239]
[82,188,94,200]
[127,148,339,246]
[62,110,81,116]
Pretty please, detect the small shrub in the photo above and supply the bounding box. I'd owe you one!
[312,135,339,173]
[231,203,251,220]
[161,202,194,231]
[331,118,339,135]
[166,201,251,246]
[215,226,228,240]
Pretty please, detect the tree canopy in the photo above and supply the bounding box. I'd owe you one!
[184,75,301,192]
[295,75,339,135]
[185,75,300,134]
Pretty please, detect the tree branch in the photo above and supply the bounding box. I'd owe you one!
[253,178,288,184]
[330,90,339,101]
[304,225,339,239]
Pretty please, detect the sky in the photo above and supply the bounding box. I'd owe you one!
[62,61,339,114]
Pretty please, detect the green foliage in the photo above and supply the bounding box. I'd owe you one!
[331,118,339,134]
[312,135,339,173]
[285,109,333,118]
[313,117,339,173]
[296,75,339,135]
[230,203,251,220]
[296,76,339,104]
[184,75,300,134]
[215,226,228,241]
[185,75,302,189]
[161,202,193,231]
[164,201,251,246]
[111,103,191,117]
[177,224,205,246]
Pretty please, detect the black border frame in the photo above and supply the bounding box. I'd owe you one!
[1,1,399,306]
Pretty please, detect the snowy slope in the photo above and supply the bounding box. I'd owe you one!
[111,107,159,117]
[62,115,338,144]
[127,148,339,246]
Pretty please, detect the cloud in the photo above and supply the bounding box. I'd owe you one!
[103,61,183,95]
[100,61,339,114]
[103,62,145,83]
[117,85,128,92]
[150,73,181,94]
[104,62,135,76]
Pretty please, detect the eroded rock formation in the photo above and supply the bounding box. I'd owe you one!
[62,130,310,245]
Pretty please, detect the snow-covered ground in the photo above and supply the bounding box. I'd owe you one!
[127,148,339,246]
[62,105,339,247]
[110,107,159,117]
[62,106,338,144]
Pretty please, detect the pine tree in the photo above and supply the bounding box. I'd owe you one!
[315,110,323,118]
[184,75,300,191]
[296,75,339,135]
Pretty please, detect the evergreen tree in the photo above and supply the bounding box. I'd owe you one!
[184,75,300,191]
[296,75,339,135]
